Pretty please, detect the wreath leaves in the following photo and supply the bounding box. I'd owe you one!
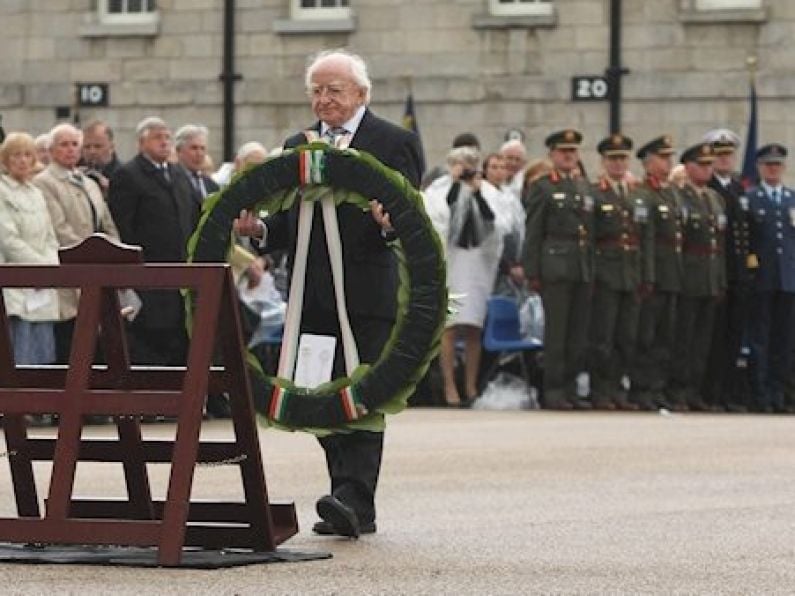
[188,143,446,434]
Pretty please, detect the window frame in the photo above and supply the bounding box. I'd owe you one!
[291,0,351,21]
[489,0,554,17]
[98,0,159,25]
[693,0,761,9]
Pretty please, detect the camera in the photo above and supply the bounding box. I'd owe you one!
[459,168,478,181]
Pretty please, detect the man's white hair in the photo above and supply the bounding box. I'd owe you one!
[500,138,527,156]
[174,124,209,150]
[235,141,268,161]
[305,48,372,104]
[47,123,82,149]
[135,116,169,141]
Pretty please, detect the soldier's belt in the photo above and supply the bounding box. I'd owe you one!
[596,236,640,251]
[655,237,683,252]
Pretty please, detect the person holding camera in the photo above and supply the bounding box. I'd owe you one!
[424,146,503,407]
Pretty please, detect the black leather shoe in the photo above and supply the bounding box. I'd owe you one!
[313,519,376,536]
[315,495,360,538]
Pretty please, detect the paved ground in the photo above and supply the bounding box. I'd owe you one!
[0,408,794,595]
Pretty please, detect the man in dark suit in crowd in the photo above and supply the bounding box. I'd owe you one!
[746,143,795,413]
[108,117,201,366]
[80,119,122,198]
[235,49,424,538]
[701,129,753,412]
[175,123,219,202]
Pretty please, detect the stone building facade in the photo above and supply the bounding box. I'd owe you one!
[0,0,791,177]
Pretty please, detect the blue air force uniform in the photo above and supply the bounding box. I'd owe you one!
[746,144,795,411]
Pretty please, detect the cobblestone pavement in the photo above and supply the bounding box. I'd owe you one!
[1,409,794,595]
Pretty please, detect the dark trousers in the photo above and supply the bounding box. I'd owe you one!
[128,320,189,366]
[748,290,795,409]
[541,281,592,403]
[301,307,394,523]
[671,295,716,398]
[702,284,752,407]
[588,284,640,400]
[634,290,678,393]
[54,319,75,365]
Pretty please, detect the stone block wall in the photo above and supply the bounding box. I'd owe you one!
[0,0,791,179]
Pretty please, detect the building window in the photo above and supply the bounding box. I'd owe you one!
[694,0,761,8]
[292,0,351,20]
[489,0,554,17]
[100,0,158,24]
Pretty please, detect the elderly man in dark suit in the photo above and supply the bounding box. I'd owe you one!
[235,49,423,538]
[175,123,219,202]
[108,116,201,366]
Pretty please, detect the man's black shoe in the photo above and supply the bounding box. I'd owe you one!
[315,495,360,538]
[312,519,376,536]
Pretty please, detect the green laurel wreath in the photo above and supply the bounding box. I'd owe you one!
[187,143,446,435]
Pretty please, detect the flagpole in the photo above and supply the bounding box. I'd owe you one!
[740,55,759,189]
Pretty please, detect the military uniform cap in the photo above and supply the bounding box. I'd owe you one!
[702,128,740,154]
[680,142,715,164]
[756,143,788,163]
[636,135,675,159]
[597,133,633,156]
[545,128,583,149]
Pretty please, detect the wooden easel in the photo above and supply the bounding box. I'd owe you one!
[0,235,297,566]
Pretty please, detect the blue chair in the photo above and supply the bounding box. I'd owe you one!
[480,296,543,391]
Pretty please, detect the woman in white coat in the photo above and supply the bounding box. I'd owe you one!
[0,132,60,364]
[424,146,505,406]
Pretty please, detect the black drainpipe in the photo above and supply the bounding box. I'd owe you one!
[606,0,628,134]
[220,0,241,162]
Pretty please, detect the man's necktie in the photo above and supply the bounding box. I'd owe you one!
[324,126,348,148]
[192,171,207,199]
[160,163,171,183]
[772,188,780,205]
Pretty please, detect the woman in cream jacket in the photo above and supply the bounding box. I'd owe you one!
[0,132,60,364]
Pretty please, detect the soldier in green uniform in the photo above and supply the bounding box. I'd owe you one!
[587,134,653,410]
[669,143,727,410]
[524,129,593,410]
[631,135,684,410]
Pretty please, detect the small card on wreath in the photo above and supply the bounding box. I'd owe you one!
[294,333,337,389]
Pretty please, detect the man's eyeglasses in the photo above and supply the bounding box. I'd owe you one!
[309,84,350,100]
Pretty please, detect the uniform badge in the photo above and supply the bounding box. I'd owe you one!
[634,205,648,223]
[601,204,614,212]
[583,195,594,212]
[553,192,565,201]
[717,214,727,230]
[757,208,766,217]
[739,196,749,211]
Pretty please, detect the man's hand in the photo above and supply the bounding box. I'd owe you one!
[233,209,263,238]
[245,257,267,289]
[369,200,393,233]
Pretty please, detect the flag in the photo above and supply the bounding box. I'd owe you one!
[402,92,426,176]
[740,82,758,189]
[402,92,419,134]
